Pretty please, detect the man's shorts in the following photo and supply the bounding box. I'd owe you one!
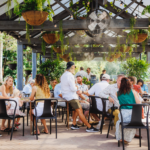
[69,99,81,110]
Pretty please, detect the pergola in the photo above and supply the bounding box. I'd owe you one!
[0,0,149,90]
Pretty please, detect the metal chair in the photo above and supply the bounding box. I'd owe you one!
[0,99,25,140]
[33,99,58,140]
[118,103,149,150]
[88,96,117,135]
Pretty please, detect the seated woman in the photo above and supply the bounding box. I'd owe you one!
[49,79,57,91]
[7,89,26,129]
[137,79,148,94]
[29,74,51,134]
[128,76,143,94]
[116,77,141,143]
[0,76,14,131]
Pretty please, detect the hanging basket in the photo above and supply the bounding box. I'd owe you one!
[25,70,32,76]
[8,63,17,70]
[43,33,60,44]
[112,53,122,59]
[106,56,114,62]
[60,54,69,59]
[76,17,86,36]
[129,34,148,43]
[119,46,131,53]
[53,47,65,53]
[22,11,48,26]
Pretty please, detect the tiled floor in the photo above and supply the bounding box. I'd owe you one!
[0,116,149,150]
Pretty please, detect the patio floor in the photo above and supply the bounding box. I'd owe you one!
[0,115,149,150]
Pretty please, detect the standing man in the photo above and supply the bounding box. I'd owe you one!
[100,69,106,81]
[75,67,88,78]
[99,74,125,126]
[61,62,98,132]
[23,79,35,95]
[86,68,93,81]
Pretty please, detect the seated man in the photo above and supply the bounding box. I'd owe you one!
[76,75,100,126]
[23,79,35,95]
[99,74,125,126]
[61,61,98,132]
[54,82,66,107]
[84,74,110,129]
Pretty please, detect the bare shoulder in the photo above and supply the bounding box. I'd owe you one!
[32,86,37,91]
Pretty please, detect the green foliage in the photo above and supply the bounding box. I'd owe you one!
[39,59,65,83]
[121,57,149,80]
[142,5,150,15]
[12,0,54,21]
[82,76,92,85]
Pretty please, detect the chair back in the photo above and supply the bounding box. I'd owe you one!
[0,99,17,119]
[89,96,107,114]
[120,104,149,127]
[34,99,58,118]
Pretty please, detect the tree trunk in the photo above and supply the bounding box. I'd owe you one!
[0,33,3,83]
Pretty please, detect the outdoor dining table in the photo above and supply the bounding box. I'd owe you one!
[22,97,69,135]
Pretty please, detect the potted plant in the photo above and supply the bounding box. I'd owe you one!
[118,44,131,53]
[42,31,60,44]
[13,0,54,26]
[127,29,148,43]
[25,68,32,76]
[7,60,17,70]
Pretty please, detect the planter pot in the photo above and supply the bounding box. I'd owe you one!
[53,47,65,53]
[129,34,148,43]
[119,46,131,53]
[8,63,17,70]
[76,17,86,36]
[43,33,60,44]
[22,11,48,26]
[113,53,122,59]
[25,70,32,76]
[106,57,114,62]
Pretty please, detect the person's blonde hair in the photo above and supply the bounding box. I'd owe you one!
[35,74,50,98]
[3,76,13,95]
[13,89,20,97]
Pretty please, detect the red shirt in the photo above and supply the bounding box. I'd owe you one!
[133,85,141,93]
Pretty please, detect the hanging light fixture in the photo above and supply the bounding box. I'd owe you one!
[134,14,138,19]
[54,24,57,27]
[120,1,123,6]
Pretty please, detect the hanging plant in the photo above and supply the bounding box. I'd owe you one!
[127,29,148,44]
[7,60,17,70]
[142,5,150,15]
[42,31,60,44]
[12,0,54,25]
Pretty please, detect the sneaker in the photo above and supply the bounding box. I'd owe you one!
[86,126,99,132]
[71,124,80,130]
[96,121,101,130]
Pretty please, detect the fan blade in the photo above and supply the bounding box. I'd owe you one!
[88,21,97,31]
[89,12,97,20]
[98,11,107,21]
[97,22,107,30]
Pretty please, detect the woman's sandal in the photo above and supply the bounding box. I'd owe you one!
[15,123,21,127]
[120,140,129,144]
[41,129,48,134]
[1,128,10,132]
[31,130,40,135]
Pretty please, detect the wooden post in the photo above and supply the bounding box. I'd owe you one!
[0,33,3,83]
[32,52,37,79]
[17,41,23,90]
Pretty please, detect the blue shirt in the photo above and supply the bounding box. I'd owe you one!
[141,84,148,93]
[54,83,61,98]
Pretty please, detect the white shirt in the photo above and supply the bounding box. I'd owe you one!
[61,71,78,101]
[99,83,120,109]
[23,84,32,94]
[76,83,88,100]
[88,81,109,111]
[75,70,88,78]
[87,72,93,80]
[10,97,19,110]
